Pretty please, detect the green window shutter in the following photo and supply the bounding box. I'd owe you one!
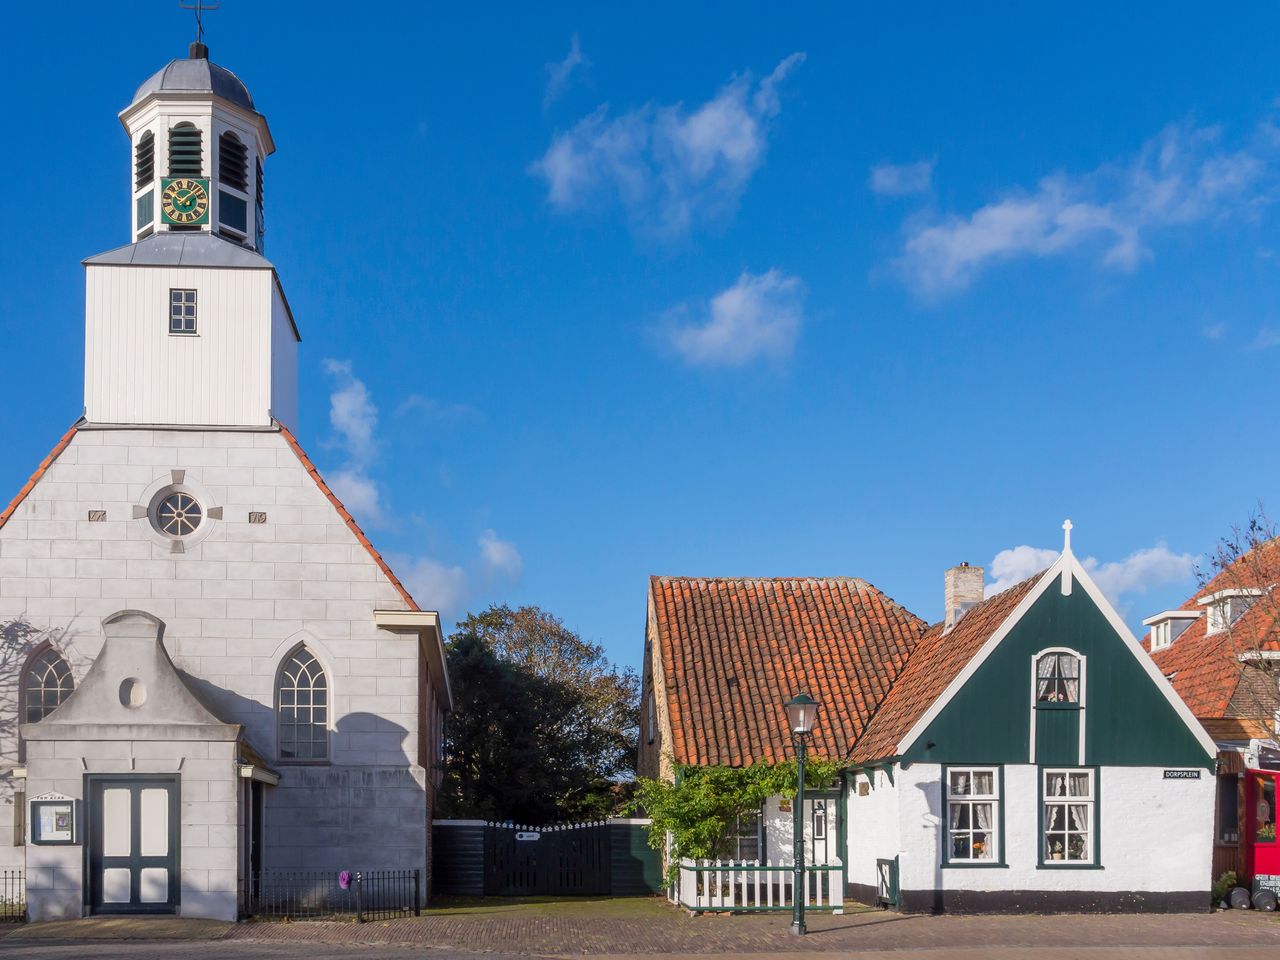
[219,132,248,192]
[134,132,155,190]
[168,123,203,177]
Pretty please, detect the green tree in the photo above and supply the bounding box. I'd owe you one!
[439,604,639,823]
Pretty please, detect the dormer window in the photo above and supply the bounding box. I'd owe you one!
[1143,610,1202,651]
[1200,589,1262,636]
[168,122,203,177]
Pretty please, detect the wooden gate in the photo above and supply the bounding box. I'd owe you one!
[484,821,610,896]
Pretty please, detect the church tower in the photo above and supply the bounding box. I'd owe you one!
[82,40,298,429]
[0,37,449,922]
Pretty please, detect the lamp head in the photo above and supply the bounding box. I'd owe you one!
[784,693,819,735]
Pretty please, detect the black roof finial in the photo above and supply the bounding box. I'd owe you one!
[180,0,220,58]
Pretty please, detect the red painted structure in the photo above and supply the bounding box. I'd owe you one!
[1244,769,1279,888]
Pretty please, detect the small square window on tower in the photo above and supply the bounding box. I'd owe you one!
[169,288,197,335]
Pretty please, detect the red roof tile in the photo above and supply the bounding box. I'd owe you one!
[0,424,78,533]
[850,573,1043,764]
[649,576,927,766]
[1147,539,1280,721]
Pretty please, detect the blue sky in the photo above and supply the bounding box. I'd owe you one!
[3,3,1279,671]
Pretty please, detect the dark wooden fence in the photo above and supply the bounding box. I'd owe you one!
[433,818,662,897]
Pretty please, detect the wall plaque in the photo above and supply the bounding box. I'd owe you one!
[1163,770,1202,780]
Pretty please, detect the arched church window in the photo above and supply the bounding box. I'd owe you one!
[277,648,329,761]
[218,132,248,192]
[168,122,203,177]
[135,131,155,190]
[22,647,74,724]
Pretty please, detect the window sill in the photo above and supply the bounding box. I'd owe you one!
[1037,863,1104,870]
[276,759,331,767]
[941,862,1008,869]
[1034,702,1081,710]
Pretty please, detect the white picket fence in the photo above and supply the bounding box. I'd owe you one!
[668,860,844,913]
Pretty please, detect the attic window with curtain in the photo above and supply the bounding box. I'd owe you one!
[168,122,203,177]
[134,131,155,189]
[1035,652,1080,705]
[219,131,248,192]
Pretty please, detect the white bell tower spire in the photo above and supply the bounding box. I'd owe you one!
[81,43,298,430]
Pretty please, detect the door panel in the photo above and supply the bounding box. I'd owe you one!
[88,776,179,914]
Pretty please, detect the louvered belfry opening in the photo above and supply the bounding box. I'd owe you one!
[134,131,155,189]
[219,131,248,192]
[168,122,203,177]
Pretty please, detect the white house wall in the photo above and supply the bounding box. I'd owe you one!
[883,763,1213,906]
[84,266,275,427]
[0,427,428,880]
[846,767,899,890]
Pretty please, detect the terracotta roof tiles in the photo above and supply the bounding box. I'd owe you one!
[850,573,1043,763]
[649,576,927,766]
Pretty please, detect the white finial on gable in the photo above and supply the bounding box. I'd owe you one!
[1061,519,1074,595]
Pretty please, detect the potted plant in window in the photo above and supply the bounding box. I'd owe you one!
[1050,841,1064,860]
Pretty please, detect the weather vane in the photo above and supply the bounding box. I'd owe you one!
[179,0,220,44]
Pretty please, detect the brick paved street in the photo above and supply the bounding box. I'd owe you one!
[4,898,1280,957]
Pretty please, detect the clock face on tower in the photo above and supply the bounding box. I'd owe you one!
[160,178,211,226]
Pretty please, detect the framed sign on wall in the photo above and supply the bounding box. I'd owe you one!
[30,795,78,845]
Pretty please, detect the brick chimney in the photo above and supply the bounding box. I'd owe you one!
[944,562,985,632]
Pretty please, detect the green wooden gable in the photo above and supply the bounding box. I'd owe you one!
[902,571,1212,769]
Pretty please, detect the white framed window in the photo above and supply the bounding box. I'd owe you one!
[723,808,761,861]
[1035,651,1081,704]
[946,767,1000,862]
[170,288,197,334]
[1042,768,1095,864]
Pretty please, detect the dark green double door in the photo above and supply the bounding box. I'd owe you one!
[87,776,180,914]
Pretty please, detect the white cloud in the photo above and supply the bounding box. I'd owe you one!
[896,120,1275,296]
[399,555,471,620]
[545,34,588,107]
[478,529,523,580]
[986,541,1196,609]
[1202,322,1227,340]
[323,359,378,463]
[328,468,382,523]
[532,53,804,239]
[870,160,934,196]
[323,359,383,525]
[395,394,477,423]
[1250,327,1280,350]
[664,269,806,367]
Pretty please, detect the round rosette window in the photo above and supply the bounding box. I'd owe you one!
[153,491,203,538]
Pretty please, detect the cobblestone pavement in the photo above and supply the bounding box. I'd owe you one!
[4,900,1280,958]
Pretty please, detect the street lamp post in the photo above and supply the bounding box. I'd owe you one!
[784,693,819,936]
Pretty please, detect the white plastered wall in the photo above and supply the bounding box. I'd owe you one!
[846,767,900,889]
[893,763,1213,894]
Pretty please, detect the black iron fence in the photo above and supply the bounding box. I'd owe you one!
[0,870,24,922]
[240,869,420,922]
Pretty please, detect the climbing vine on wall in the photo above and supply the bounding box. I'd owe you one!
[630,758,843,875]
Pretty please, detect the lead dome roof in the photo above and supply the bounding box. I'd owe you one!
[131,51,255,112]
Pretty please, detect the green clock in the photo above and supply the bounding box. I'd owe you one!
[160,178,210,226]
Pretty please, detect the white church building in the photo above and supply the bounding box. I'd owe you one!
[0,40,451,920]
